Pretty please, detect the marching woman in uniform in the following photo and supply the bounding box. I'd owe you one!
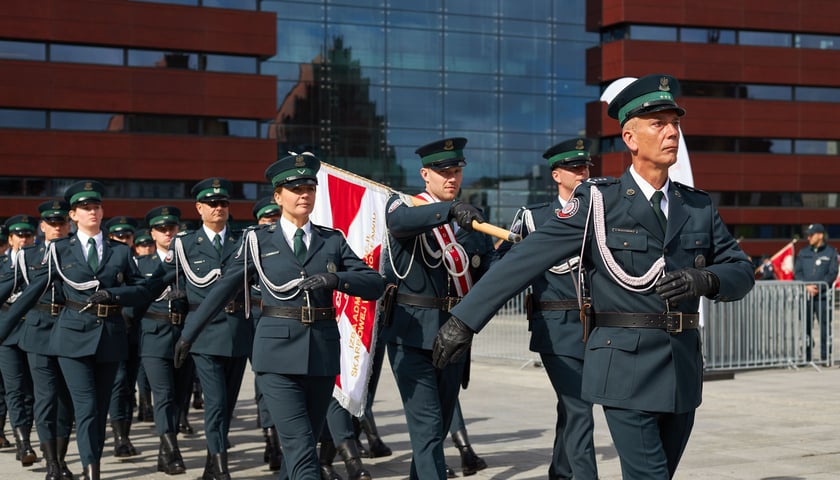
[173,153,384,480]
[2,181,160,480]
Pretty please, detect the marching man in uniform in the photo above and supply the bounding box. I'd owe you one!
[433,75,755,480]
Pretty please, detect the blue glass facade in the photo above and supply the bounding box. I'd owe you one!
[260,0,600,224]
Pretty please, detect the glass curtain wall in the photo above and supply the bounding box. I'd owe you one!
[260,0,599,224]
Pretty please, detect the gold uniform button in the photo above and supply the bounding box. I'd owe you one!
[623,242,629,247]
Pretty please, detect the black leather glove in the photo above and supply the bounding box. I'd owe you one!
[164,289,187,301]
[165,289,189,314]
[448,201,485,231]
[299,273,339,291]
[655,268,720,305]
[432,316,474,369]
[86,289,115,305]
[173,337,192,369]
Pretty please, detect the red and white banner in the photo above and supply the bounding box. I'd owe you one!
[770,242,795,280]
[312,162,389,417]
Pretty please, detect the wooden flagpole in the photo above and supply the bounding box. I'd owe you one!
[321,162,521,243]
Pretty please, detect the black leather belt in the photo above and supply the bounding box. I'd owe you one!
[536,299,581,311]
[189,301,244,314]
[33,303,64,316]
[594,312,700,334]
[145,311,185,326]
[65,299,121,318]
[260,305,336,325]
[396,293,461,312]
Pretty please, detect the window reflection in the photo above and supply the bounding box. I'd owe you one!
[50,44,123,65]
[631,25,677,41]
[443,90,497,131]
[500,93,550,133]
[681,28,736,44]
[0,40,45,61]
[444,32,498,74]
[796,34,838,50]
[387,29,441,69]
[739,30,791,47]
[51,112,114,131]
[0,109,46,129]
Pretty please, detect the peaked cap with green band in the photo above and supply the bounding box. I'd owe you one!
[252,196,280,220]
[38,200,70,221]
[145,205,181,227]
[104,216,138,234]
[607,74,685,126]
[415,137,467,170]
[543,138,594,169]
[64,180,105,206]
[134,228,154,246]
[191,177,232,202]
[4,214,37,235]
[265,153,320,188]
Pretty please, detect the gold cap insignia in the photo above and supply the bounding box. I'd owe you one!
[659,77,670,92]
[211,179,221,188]
[295,155,306,167]
[161,207,169,215]
[21,216,29,223]
[443,140,455,151]
[84,182,93,191]
[52,201,61,209]
[119,216,127,223]
[575,139,585,150]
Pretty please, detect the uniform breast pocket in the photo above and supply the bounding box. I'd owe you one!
[605,231,648,272]
[586,329,639,400]
[680,233,710,254]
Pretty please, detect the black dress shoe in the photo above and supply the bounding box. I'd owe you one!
[446,465,457,478]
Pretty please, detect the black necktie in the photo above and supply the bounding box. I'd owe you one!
[650,190,667,232]
[293,228,307,263]
[213,234,222,255]
[87,237,98,272]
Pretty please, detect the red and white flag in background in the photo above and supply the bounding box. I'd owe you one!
[770,241,795,280]
[311,162,389,417]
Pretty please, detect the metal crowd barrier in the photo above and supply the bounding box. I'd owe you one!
[472,281,835,371]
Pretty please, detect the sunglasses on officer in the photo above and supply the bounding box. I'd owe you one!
[203,200,230,208]
[111,231,134,239]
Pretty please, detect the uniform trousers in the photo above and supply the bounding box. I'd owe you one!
[540,353,597,480]
[27,352,73,441]
[109,341,141,422]
[603,406,695,480]
[142,355,194,435]
[257,372,333,480]
[58,356,120,467]
[191,353,247,454]
[388,342,463,480]
[0,344,34,430]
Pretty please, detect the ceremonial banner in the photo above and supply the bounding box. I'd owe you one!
[770,242,795,281]
[311,162,389,416]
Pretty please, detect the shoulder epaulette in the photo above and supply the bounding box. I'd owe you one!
[585,176,620,185]
[672,181,708,195]
[312,224,345,239]
[176,230,192,238]
[524,201,550,210]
